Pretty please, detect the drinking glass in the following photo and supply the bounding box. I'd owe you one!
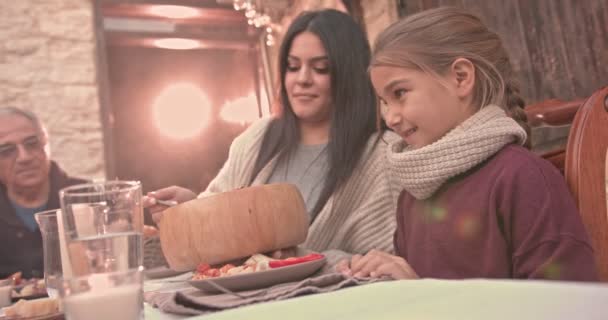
[61,267,144,320]
[34,209,64,298]
[0,278,11,308]
[59,181,143,276]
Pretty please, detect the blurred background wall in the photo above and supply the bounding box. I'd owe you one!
[0,0,105,179]
[398,0,608,103]
[0,0,605,189]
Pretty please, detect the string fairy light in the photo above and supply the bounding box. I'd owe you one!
[232,0,277,46]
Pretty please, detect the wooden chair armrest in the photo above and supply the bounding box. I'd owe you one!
[525,99,584,127]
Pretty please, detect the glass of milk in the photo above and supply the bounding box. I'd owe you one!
[61,267,144,320]
[59,181,144,276]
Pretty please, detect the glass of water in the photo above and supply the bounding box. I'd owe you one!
[34,209,64,298]
[59,181,143,276]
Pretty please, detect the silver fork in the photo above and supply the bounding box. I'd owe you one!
[156,199,178,207]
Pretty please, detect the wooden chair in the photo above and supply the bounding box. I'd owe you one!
[525,87,608,281]
[525,98,585,172]
[563,86,608,281]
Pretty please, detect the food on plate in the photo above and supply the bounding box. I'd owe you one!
[2,297,59,318]
[11,278,46,299]
[160,184,309,272]
[192,253,325,280]
[3,272,47,300]
[8,272,22,286]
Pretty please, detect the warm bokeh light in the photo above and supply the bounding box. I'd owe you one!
[220,92,261,124]
[153,83,210,139]
[542,263,562,279]
[154,38,199,50]
[429,205,447,222]
[148,5,199,19]
[456,213,480,239]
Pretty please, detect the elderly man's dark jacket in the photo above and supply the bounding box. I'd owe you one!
[0,161,86,279]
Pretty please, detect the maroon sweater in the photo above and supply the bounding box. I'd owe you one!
[394,144,598,281]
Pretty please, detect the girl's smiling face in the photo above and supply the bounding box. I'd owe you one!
[370,64,477,149]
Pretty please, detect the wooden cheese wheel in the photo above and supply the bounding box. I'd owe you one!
[158,183,309,271]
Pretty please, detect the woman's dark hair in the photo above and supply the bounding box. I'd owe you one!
[249,9,378,221]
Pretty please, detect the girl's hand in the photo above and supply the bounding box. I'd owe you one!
[143,186,196,223]
[335,249,418,280]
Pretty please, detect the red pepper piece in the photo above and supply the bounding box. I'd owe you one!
[196,263,211,274]
[269,253,324,268]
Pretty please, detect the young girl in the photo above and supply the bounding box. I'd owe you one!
[145,10,399,255]
[338,7,597,281]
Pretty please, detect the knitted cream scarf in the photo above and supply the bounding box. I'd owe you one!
[387,105,527,200]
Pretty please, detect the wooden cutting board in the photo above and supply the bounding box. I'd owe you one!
[158,183,309,271]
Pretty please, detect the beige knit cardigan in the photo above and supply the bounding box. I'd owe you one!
[199,117,400,254]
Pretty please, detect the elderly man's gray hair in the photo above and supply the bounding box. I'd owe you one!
[0,106,48,137]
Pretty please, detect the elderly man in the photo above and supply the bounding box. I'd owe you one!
[0,107,86,279]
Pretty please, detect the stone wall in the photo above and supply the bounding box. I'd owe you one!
[0,0,105,179]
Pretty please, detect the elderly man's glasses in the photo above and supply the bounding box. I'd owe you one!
[0,136,44,159]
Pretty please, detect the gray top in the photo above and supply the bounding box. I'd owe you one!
[267,143,328,218]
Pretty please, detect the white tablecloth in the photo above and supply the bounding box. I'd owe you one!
[144,274,608,320]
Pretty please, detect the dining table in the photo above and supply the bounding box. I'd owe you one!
[143,272,608,320]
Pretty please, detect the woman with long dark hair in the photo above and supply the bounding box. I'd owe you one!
[146,9,399,254]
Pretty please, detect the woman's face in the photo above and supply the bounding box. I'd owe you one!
[284,31,332,126]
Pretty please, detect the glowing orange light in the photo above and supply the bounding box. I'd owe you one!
[220,93,261,124]
[456,214,480,239]
[148,5,198,19]
[153,83,210,139]
[154,38,199,50]
[543,263,562,279]
[430,206,447,222]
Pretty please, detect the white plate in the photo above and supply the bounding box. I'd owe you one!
[144,267,187,279]
[188,255,326,293]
